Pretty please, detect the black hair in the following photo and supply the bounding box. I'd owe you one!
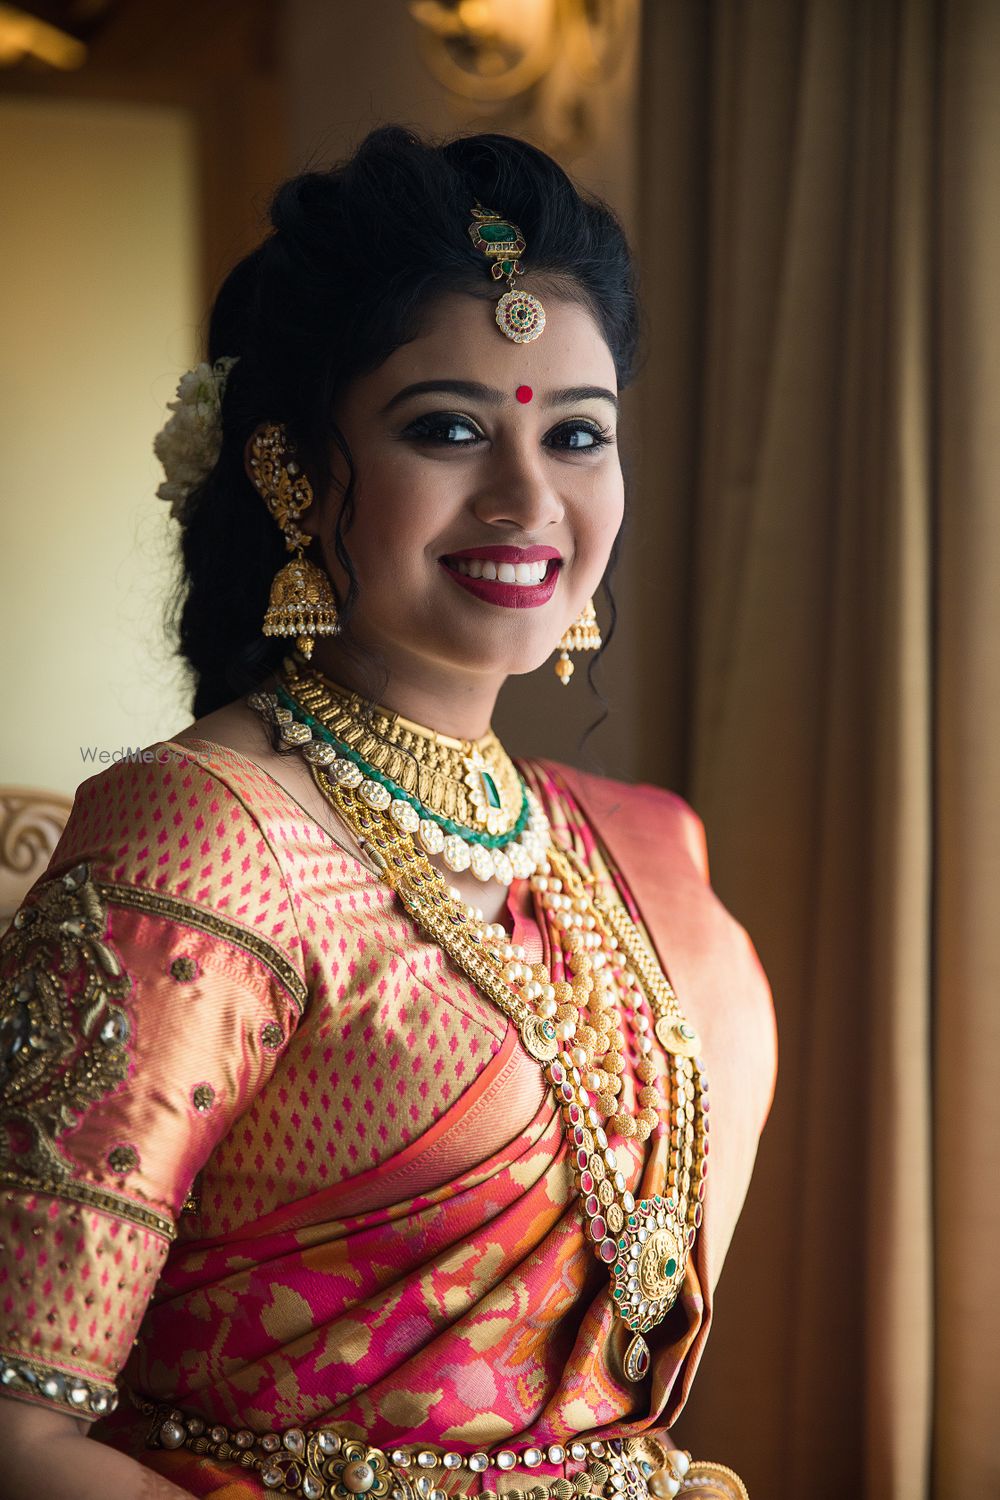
[172,125,641,719]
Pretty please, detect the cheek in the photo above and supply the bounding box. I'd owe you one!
[573,471,625,554]
[345,457,451,566]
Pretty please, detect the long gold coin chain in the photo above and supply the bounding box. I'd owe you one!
[248,686,709,1383]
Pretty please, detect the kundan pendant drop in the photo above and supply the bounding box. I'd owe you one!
[495,289,546,343]
[468,203,546,343]
[623,1332,651,1382]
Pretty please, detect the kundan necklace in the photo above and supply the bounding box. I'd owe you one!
[263,667,550,888]
[248,661,709,1384]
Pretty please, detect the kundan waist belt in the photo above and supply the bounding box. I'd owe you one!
[132,1395,749,1500]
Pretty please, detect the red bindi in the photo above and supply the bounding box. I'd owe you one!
[515,384,533,404]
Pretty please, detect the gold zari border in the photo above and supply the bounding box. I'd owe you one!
[0,1169,175,1240]
[101,882,308,1014]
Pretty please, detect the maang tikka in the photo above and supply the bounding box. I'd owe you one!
[555,598,602,684]
[468,203,546,343]
[248,422,339,659]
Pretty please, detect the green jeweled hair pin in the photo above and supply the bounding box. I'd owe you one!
[468,203,546,343]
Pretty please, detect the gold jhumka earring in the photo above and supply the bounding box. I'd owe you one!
[554,598,602,684]
[248,422,339,659]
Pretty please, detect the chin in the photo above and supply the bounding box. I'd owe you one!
[418,633,550,681]
[500,647,562,678]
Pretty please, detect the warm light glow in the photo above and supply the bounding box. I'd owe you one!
[0,4,87,69]
[409,0,558,101]
[408,0,634,125]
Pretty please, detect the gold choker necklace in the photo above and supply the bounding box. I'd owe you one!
[253,660,551,887]
[285,661,522,834]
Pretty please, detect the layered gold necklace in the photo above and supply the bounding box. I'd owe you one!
[266,664,550,887]
[248,661,709,1384]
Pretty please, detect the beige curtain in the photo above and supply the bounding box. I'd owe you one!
[632,1,1000,1495]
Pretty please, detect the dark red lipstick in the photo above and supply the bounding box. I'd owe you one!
[440,545,562,609]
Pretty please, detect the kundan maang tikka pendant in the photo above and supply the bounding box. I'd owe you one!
[468,204,546,343]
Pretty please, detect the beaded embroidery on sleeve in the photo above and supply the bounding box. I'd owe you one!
[0,864,159,1416]
[0,834,307,1419]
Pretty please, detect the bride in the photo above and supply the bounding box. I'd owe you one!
[0,126,776,1499]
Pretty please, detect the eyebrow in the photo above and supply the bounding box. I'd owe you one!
[380,379,620,414]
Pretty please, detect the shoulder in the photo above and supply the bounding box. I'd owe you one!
[52,739,280,895]
[37,738,307,992]
[520,757,711,883]
[53,690,322,887]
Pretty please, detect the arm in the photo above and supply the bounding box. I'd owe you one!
[0,1399,190,1499]
[0,754,306,1485]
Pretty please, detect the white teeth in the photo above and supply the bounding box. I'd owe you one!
[449,557,554,585]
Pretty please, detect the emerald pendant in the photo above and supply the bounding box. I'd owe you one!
[480,770,502,810]
[478,222,517,243]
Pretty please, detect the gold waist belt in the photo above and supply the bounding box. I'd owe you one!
[135,1396,749,1500]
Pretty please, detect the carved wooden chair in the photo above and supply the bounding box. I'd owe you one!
[0,788,74,935]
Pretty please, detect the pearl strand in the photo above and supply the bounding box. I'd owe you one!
[526,868,667,1141]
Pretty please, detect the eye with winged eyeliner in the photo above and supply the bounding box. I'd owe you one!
[401,412,615,450]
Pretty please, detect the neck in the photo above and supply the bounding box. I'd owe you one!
[305,639,504,742]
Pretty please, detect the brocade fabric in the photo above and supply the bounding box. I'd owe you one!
[0,740,776,1494]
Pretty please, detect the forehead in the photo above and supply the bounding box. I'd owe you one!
[358,291,617,399]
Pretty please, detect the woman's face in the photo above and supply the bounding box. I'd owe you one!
[303,288,624,695]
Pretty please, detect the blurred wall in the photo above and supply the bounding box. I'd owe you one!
[0,96,197,793]
[0,1,643,791]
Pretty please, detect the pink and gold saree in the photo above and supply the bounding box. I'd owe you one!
[0,743,776,1497]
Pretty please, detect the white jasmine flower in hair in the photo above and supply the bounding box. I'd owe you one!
[154,355,238,521]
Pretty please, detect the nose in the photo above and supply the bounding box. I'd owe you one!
[469,435,565,533]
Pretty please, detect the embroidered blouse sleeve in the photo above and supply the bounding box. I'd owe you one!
[0,749,307,1421]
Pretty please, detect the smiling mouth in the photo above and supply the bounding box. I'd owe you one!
[439,551,562,609]
[444,556,553,586]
